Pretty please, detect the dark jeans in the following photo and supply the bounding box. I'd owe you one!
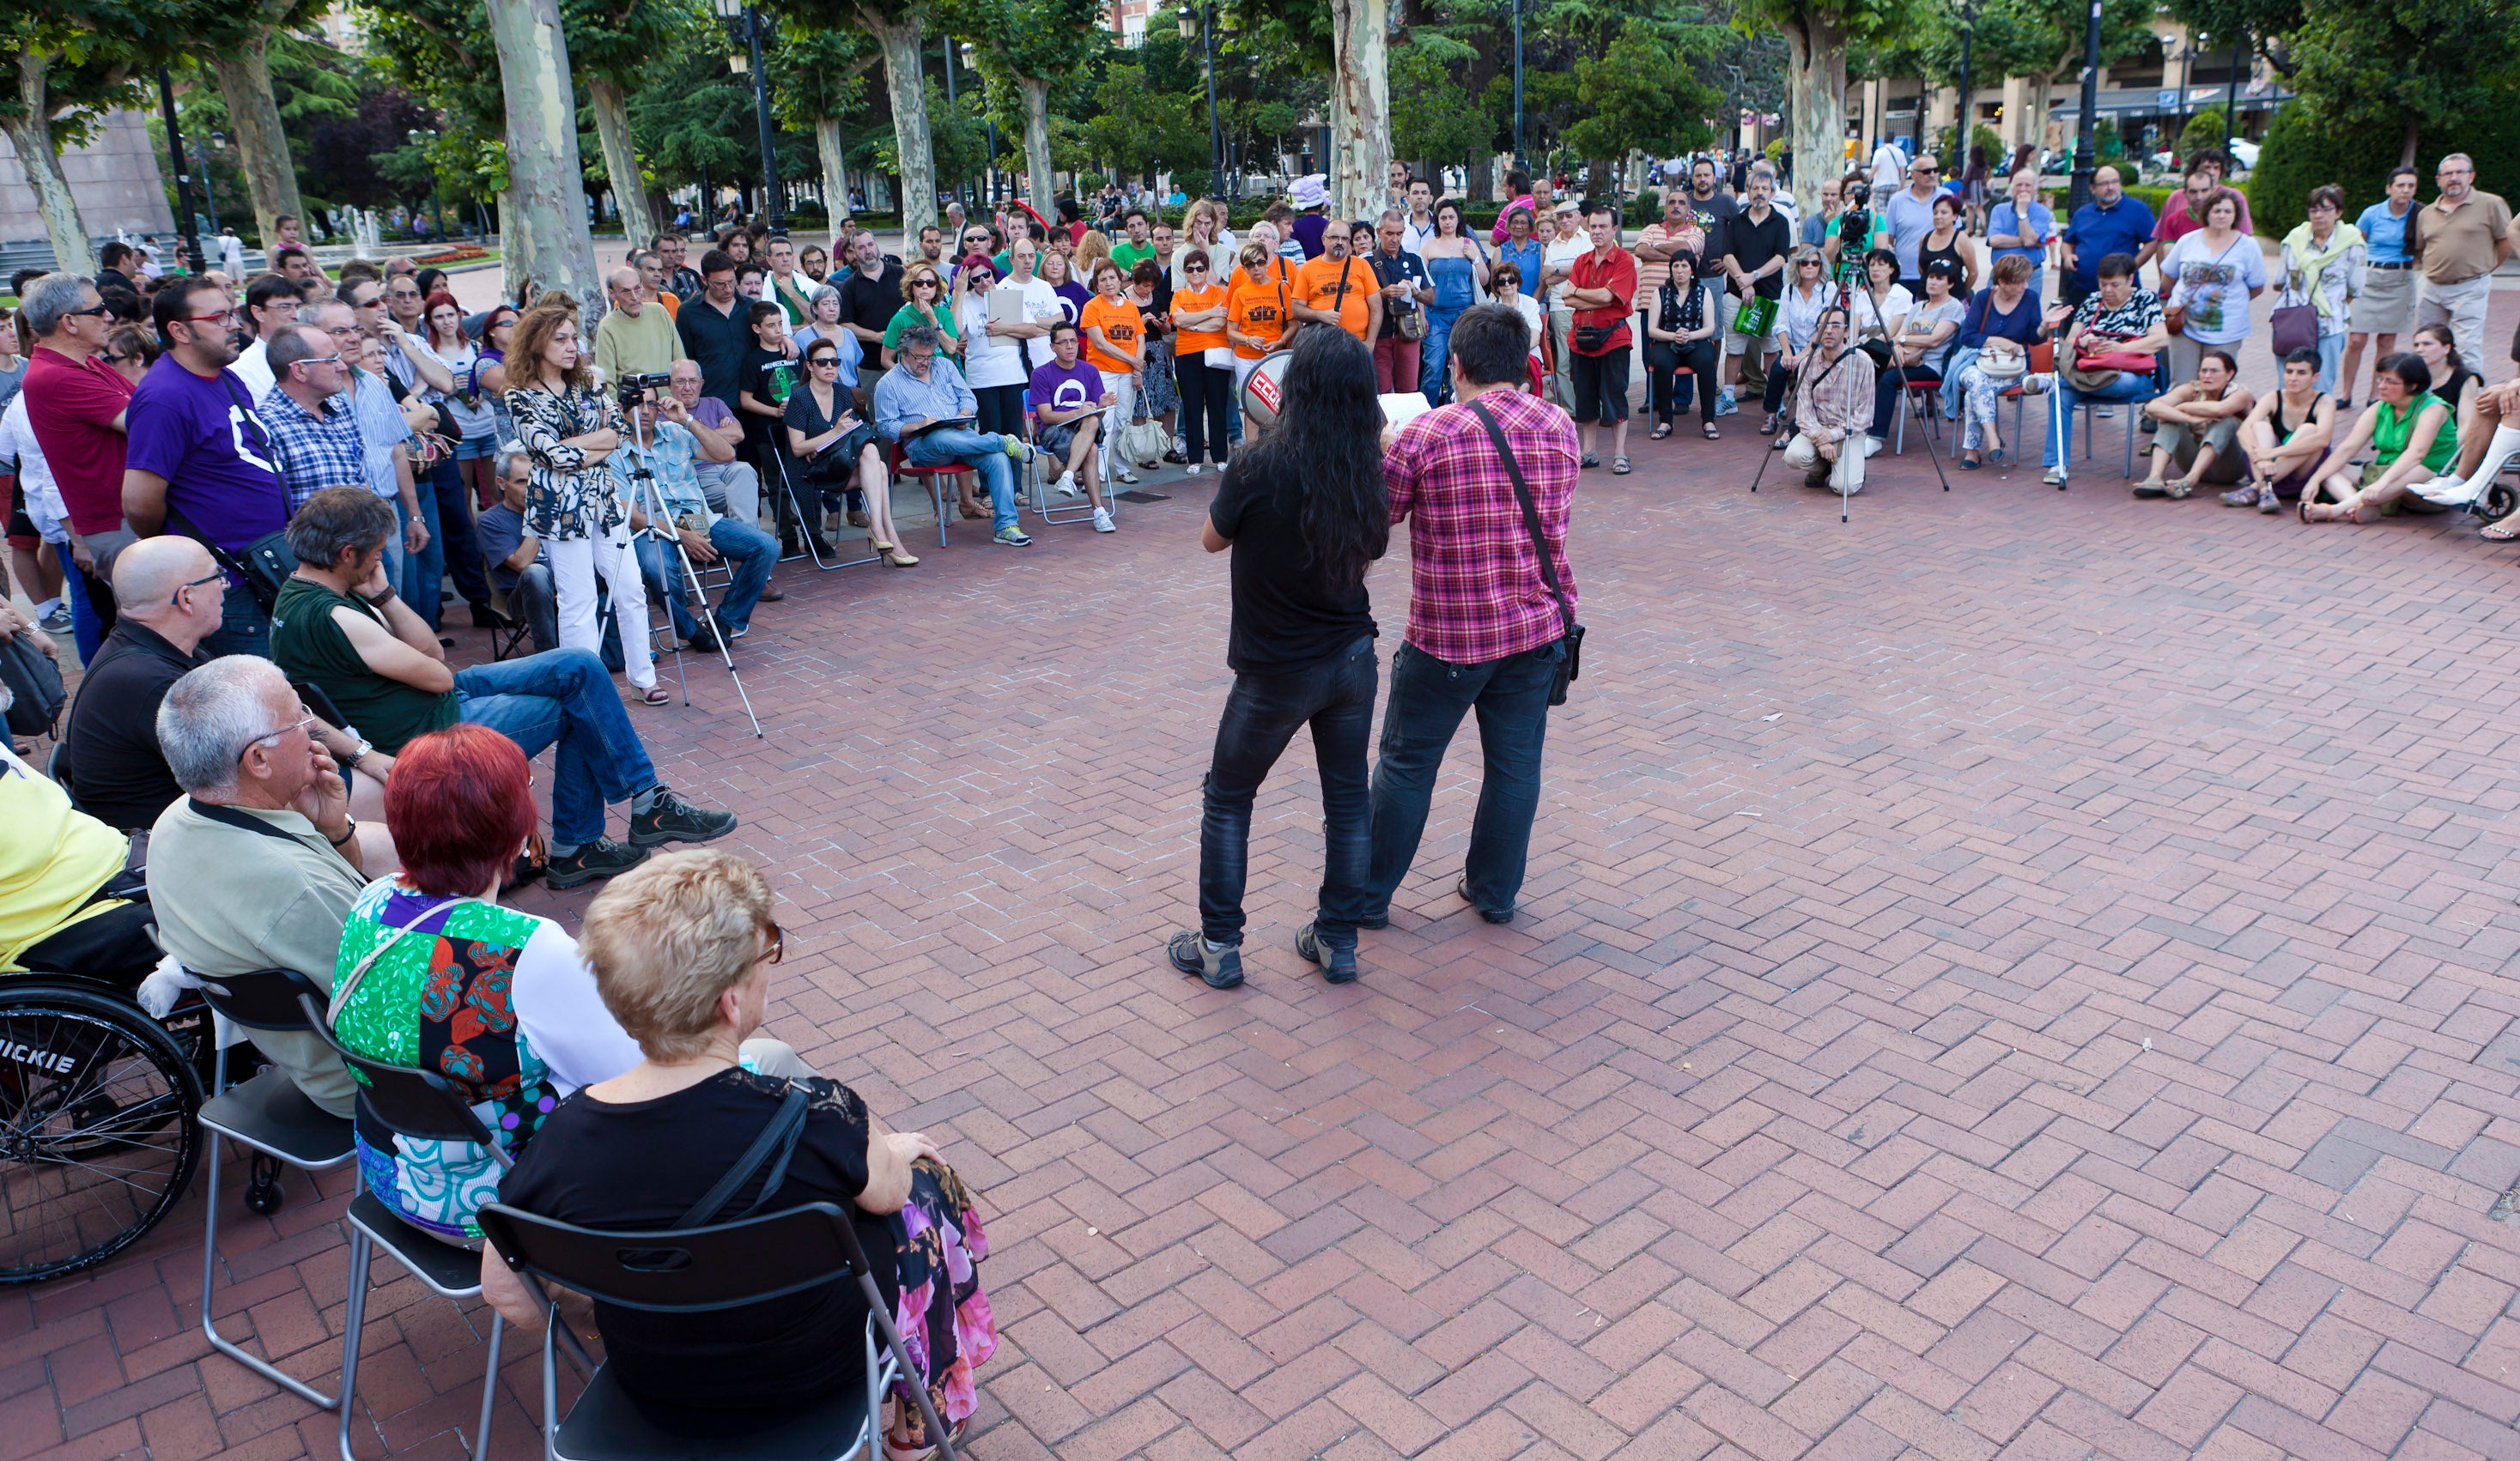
[452,647,658,845]
[1763,362,1798,415]
[1199,635,1378,949]
[1872,364,1941,437]
[1366,636,1563,919]
[509,563,560,652]
[972,384,1026,439]
[200,585,270,658]
[1645,338,1719,423]
[634,518,779,636]
[1175,353,1234,465]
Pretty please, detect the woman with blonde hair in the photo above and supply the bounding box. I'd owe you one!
[1173,200,1236,293]
[880,261,959,367]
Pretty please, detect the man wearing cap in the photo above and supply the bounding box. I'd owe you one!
[1290,176,1332,259]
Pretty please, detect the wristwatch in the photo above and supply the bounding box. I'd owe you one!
[327,817,358,849]
[345,738,373,773]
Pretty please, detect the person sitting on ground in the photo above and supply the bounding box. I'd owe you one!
[2136,349,2255,499]
[1784,306,1875,496]
[2409,323,2481,437]
[471,448,558,653]
[143,657,375,1115]
[330,724,649,1240]
[2229,347,2336,512]
[66,537,394,834]
[1029,320,1118,530]
[872,324,1035,549]
[2419,379,2520,531]
[481,850,997,1453]
[616,388,782,648]
[784,335,908,562]
[270,487,736,888]
[2298,352,2456,524]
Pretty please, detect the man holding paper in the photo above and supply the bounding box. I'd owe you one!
[1029,321,1119,532]
[872,324,1037,548]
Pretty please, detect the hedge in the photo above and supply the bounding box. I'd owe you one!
[2249,101,2520,239]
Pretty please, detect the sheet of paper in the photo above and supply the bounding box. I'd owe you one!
[1380,392,1436,428]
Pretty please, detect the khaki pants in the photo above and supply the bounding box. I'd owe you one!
[2413,273,2493,376]
[1546,309,1576,410]
[1784,432,1865,495]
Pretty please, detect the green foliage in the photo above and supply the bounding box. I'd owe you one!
[1933,122,2005,169]
[628,41,762,191]
[1389,36,1489,171]
[1908,0,2152,91]
[1079,63,1209,181]
[0,0,190,149]
[767,21,875,132]
[2245,98,2520,238]
[2175,107,2225,163]
[1562,22,1720,167]
[872,81,996,186]
[2286,0,2520,163]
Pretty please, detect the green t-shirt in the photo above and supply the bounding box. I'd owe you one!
[1111,240,1158,273]
[883,304,960,355]
[2372,391,2456,474]
[270,576,458,755]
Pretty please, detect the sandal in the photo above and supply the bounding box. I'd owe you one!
[2165,476,2195,500]
[1582,453,1601,469]
[958,503,987,519]
[1650,421,1673,440]
[1959,452,1983,470]
[1702,423,1719,440]
[637,685,672,706]
[1612,455,1632,475]
[2482,520,2520,542]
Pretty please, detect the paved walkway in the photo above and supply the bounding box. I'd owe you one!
[13,302,2520,1459]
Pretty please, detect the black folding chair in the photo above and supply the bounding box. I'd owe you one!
[475,1200,962,1461]
[191,967,361,1409]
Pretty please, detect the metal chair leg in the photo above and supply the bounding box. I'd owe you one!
[856,1272,960,1461]
[198,1060,344,1410]
[471,1312,504,1460]
[335,1228,373,1461]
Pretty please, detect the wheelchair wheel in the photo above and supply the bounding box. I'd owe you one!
[2482,480,2517,524]
[0,981,203,1283]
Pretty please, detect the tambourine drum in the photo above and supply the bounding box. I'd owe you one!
[1238,349,1295,427]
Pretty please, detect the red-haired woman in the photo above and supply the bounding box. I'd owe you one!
[422,288,499,512]
[328,724,647,1241]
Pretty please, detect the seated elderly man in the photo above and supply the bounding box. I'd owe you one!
[667,360,763,530]
[616,388,779,653]
[481,850,997,1452]
[269,487,736,889]
[143,657,371,1115]
[65,537,396,834]
[471,447,558,654]
[871,323,1036,548]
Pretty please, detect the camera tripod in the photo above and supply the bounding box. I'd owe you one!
[1746,268,1952,524]
[623,405,764,737]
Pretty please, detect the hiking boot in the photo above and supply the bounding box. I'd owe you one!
[546,836,648,890]
[1294,923,1359,984]
[629,786,738,846]
[1167,931,1244,990]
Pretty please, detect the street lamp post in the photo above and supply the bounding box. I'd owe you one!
[152,68,205,274]
[941,34,959,206]
[2068,0,2103,211]
[714,0,782,229]
[1954,0,1975,165]
[2219,33,2243,156]
[962,41,997,205]
[1512,0,1526,170]
[1177,3,1224,200]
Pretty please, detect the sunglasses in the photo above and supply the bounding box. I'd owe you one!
[65,304,112,318]
[762,921,785,964]
[808,355,840,367]
[1185,262,1209,272]
[172,569,224,604]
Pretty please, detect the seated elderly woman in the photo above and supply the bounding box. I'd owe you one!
[482,850,996,1457]
[2136,348,2254,498]
[2298,352,2457,524]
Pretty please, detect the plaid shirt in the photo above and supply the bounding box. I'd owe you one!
[1383,388,1580,664]
[258,387,368,511]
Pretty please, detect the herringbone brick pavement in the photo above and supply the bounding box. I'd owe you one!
[12,309,2520,1458]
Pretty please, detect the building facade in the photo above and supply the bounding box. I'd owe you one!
[0,110,176,247]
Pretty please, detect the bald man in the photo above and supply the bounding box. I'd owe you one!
[64,536,398,834]
[593,265,687,384]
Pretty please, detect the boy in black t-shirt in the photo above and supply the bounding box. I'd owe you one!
[734,301,800,460]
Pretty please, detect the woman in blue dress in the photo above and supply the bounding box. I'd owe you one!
[1418,200,1490,404]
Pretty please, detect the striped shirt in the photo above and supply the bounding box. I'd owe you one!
[257,387,367,511]
[1383,387,1581,665]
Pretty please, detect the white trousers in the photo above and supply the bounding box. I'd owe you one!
[1097,368,1136,476]
[549,526,654,689]
[1783,432,1866,495]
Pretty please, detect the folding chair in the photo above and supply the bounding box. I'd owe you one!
[766,443,880,573]
[478,560,533,662]
[191,967,359,1409]
[1892,376,1945,455]
[886,440,973,549]
[1023,389,1105,528]
[476,1200,962,1461]
[2000,341,2058,469]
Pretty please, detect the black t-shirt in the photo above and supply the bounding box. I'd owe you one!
[1728,207,1793,301]
[840,262,906,340]
[1369,250,1432,339]
[675,294,756,413]
[1688,191,1740,294]
[496,1068,897,1418]
[740,348,800,447]
[1210,456,1378,674]
[62,620,209,832]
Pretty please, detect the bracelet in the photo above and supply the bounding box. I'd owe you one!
[361,585,396,607]
[327,818,357,848]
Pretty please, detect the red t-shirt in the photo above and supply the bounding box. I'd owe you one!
[1569,246,1638,355]
[23,347,134,534]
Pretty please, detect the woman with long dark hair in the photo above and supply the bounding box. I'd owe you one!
[1169,326,1390,990]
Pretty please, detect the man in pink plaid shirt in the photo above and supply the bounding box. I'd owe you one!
[1366,303,1581,927]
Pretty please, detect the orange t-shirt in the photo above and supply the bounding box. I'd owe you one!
[1172,283,1232,354]
[658,290,681,320]
[1296,254,1373,341]
[1080,294,1142,373]
[1227,273,1290,360]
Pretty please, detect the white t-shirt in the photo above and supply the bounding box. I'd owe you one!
[974,277,1063,385]
[506,919,645,1096]
[232,339,276,403]
[0,397,65,543]
[1870,142,1907,193]
[1543,233,1589,308]
[1503,293,1545,361]
[1852,283,1916,344]
[1402,215,1438,256]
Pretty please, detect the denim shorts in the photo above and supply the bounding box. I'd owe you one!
[454,433,498,461]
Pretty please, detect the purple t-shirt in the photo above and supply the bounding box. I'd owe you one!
[1292,213,1329,259]
[1051,282,1091,326]
[124,357,289,577]
[685,395,738,433]
[1029,359,1108,415]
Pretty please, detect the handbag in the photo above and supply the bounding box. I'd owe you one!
[1977,339,2027,381]
[164,505,297,615]
[1117,415,1169,468]
[2163,302,2188,337]
[2268,293,2318,357]
[2075,351,2156,373]
[1464,399,1583,707]
[0,628,67,737]
[1394,258,1429,341]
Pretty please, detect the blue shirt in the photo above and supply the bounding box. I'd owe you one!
[1884,188,1941,278]
[871,358,978,440]
[2356,199,2416,264]
[1987,201,2058,272]
[1495,238,1545,301]
[348,370,413,501]
[2064,195,2157,292]
[612,418,714,524]
[257,387,367,511]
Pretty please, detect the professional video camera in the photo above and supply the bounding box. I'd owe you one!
[1837,181,1874,287]
[616,370,675,409]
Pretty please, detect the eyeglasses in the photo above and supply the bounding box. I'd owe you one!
[180,309,239,325]
[292,354,345,371]
[64,303,112,318]
[234,706,317,766]
[903,351,936,365]
[172,569,225,604]
[761,921,785,965]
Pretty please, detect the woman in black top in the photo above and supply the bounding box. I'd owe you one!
[1167,326,1388,990]
[1643,255,1722,439]
[1917,194,1976,300]
[785,338,913,567]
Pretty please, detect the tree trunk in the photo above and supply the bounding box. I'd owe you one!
[2030,75,2055,155]
[815,115,851,226]
[8,53,94,277]
[1326,0,1392,223]
[207,33,306,249]
[585,75,657,248]
[860,9,936,236]
[2399,115,2420,170]
[1782,12,1849,221]
[1466,155,1492,204]
[1018,76,1055,219]
[485,0,604,322]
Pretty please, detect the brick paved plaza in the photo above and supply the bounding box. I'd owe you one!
[13,318,2520,1458]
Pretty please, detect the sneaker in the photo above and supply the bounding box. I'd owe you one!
[545,836,648,890]
[1114,468,1140,485]
[1715,388,1740,417]
[1861,435,1881,458]
[629,786,738,847]
[1055,470,1080,498]
[2219,486,2257,507]
[2042,468,2068,488]
[1166,931,1244,990]
[1001,440,1034,464]
[2256,485,2280,514]
[39,605,70,633]
[2095,406,2115,418]
[993,524,1033,546]
[1185,463,1203,476]
[1092,507,1115,532]
[1294,923,1359,985]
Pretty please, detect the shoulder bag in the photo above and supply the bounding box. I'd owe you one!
[679,1084,814,1227]
[163,503,297,615]
[1465,398,1583,706]
[1393,258,1428,341]
[0,629,67,737]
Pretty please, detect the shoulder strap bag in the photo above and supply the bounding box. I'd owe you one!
[682,1084,813,1226]
[1465,398,1583,706]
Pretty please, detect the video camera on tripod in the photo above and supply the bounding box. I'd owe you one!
[1836,181,1874,288]
[615,370,676,410]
